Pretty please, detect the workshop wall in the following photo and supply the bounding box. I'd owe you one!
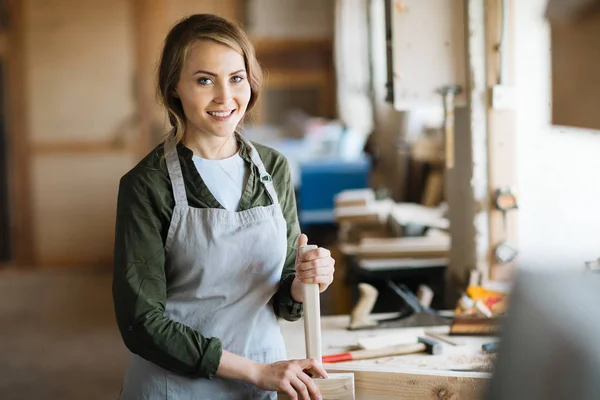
[515,0,600,269]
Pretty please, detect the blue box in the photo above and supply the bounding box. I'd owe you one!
[298,157,371,225]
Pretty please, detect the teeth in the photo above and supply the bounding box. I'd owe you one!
[208,111,232,117]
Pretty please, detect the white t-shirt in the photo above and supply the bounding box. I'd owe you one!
[192,152,249,211]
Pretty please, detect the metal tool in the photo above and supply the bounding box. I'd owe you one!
[348,281,450,331]
[481,341,500,354]
[437,85,463,169]
[322,337,442,363]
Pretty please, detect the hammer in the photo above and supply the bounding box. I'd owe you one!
[436,85,463,170]
[322,337,442,363]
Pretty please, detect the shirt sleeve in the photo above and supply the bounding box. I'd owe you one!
[112,173,222,378]
[271,158,304,321]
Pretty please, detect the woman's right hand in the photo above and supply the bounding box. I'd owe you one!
[252,358,328,400]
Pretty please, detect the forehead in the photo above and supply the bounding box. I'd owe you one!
[183,39,246,73]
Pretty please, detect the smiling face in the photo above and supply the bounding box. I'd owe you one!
[175,39,251,140]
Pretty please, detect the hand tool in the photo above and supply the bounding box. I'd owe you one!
[437,85,463,169]
[481,341,500,354]
[322,337,442,363]
[348,281,450,331]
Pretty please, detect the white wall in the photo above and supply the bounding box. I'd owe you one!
[515,0,600,270]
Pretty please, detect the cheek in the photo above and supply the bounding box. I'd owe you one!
[180,91,211,115]
[236,84,252,110]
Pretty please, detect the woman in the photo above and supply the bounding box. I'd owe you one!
[113,13,335,400]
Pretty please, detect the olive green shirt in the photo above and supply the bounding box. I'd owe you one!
[112,138,303,380]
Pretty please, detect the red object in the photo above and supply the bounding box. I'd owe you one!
[322,352,353,363]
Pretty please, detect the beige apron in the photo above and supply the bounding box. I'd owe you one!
[120,136,289,399]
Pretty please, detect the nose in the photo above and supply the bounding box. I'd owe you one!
[213,81,233,104]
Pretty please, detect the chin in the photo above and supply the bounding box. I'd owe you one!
[210,124,238,137]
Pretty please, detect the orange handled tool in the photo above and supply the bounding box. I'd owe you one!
[322,337,442,363]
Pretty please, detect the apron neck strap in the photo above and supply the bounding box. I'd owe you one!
[164,141,188,207]
[237,134,280,206]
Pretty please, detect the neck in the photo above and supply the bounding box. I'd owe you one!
[183,131,238,160]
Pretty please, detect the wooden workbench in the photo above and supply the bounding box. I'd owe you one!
[279,314,495,400]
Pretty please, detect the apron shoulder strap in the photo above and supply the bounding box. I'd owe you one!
[164,141,188,207]
[238,135,280,206]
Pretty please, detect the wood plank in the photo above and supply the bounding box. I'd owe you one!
[324,366,488,400]
[281,315,491,399]
[446,0,490,298]
[6,0,34,266]
[278,374,355,400]
[300,244,355,400]
[281,316,497,373]
[390,0,467,109]
[133,0,169,156]
[486,0,518,281]
[301,244,322,361]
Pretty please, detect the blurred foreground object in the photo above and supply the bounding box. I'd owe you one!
[485,269,600,400]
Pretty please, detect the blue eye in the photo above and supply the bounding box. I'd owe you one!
[197,77,213,85]
[231,75,244,83]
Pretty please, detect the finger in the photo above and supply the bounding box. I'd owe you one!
[290,376,310,400]
[280,382,298,400]
[297,258,335,275]
[307,358,328,379]
[300,247,331,261]
[297,371,321,400]
[297,234,308,250]
[298,268,334,283]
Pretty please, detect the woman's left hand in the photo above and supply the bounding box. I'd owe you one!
[294,234,335,293]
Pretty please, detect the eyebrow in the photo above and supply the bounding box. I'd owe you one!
[192,69,246,76]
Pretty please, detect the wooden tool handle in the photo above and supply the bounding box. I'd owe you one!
[349,283,378,329]
[323,343,426,363]
[443,92,456,169]
[301,244,321,361]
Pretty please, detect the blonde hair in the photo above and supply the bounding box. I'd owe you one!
[157,14,262,153]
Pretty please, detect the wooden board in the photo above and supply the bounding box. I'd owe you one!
[354,235,450,259]
[324,366,487,400]
[281,315,496,372]
[280,315,492,399]
[278,373,355,400]
[390,0,467,109]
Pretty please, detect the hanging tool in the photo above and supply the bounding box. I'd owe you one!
[348,281,450,331]
[437,85,463,169]
[493,187,519,263]
[322,337,442,363]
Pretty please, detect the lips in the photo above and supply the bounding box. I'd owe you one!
[207,110,234,118]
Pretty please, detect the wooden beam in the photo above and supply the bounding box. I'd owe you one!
[302,244,322,362]
[132,0,168,156]
[298,244,355,400]
[486,0,518,281]
[446,0,490,301]
[6,0,34,266]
